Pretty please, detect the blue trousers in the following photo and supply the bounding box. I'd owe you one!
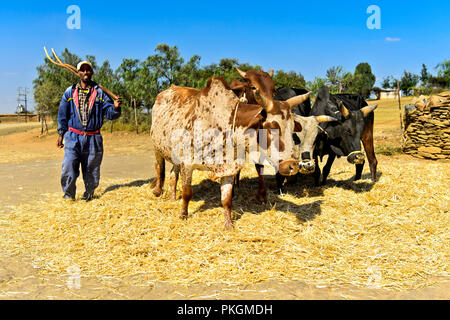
[61,131,104,198]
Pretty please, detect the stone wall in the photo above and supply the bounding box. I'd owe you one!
[402,91,450,160]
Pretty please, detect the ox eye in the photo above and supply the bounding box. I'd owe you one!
[251,86,257,90]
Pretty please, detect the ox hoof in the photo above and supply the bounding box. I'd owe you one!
[179,213,188,220]
[256,193,267,203]
[153,188,163,197]
[224,221,234,230]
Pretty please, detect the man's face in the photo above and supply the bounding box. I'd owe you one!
[78,64,93,82]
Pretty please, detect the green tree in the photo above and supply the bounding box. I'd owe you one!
[33,48,82,121]
[34,81,63,119]
[434,60,450,88]
[420,63,430,86]
[325,66,347,93]
[381,76,394,89]
[350,62,376,97]
[399,71,419,95]
[306,77,326,97]
[272,70,306,89]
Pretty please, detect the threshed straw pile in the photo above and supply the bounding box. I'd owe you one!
[0,161,448,291]
[403,91,450,159]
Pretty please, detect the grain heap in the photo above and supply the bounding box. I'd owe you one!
[403,91,450,159]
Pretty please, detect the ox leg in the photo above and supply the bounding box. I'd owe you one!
[153,152,165,197]
[180,165,193,220]
[170,165,180,200]
[255,164,267,202]
[221,176,234,230]
[234,170,241,189]
[355,163,365,181]
[321,153,336,185]
[232,170,241,198]
[313,156,321,187]
[276,173,286,195]
[361,119,378,183]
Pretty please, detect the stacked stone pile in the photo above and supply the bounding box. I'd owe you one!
[403,91,450,160]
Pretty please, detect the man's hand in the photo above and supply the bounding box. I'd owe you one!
[114,96,122,108]
[57,135,64,149]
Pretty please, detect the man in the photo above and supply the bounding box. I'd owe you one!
[57,61,122,201]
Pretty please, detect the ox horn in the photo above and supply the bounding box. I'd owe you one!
[360,104,378,117]
[254,89,274,112]
[268,68,274,78]
[236,67,247,78]
[338,100,350,118]
[285,91,311,109]
[315,115,337,123]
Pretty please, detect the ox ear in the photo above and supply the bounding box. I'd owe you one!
[338,100,350,119]
[254,89,275,113]
[361,104,378,117]
[286,91,311,109]
[268,68,274,78]
[315,115,337,123]
[236,67,247,79]
[293,115,303,132]
[230,82,247,90]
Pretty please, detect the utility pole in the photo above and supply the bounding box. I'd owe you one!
[17,87,28,122]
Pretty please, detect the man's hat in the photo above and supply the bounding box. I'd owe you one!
[77,61,93,71]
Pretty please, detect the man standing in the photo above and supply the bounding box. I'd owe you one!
[57,61,122,201]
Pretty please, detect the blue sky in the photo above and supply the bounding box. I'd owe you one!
[0,0,449,113]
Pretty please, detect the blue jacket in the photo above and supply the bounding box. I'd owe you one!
[57,82,121,136]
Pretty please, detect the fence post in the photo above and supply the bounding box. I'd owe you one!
[397,81,403,131]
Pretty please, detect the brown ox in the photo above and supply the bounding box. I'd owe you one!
[230,68,311,201]
[150,76,309,229]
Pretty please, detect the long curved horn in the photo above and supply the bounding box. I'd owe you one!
[236,67,247,78]
[338,100,350,118]
[285,92,311,109]
[315,115,337,123]
[254,89,274,112]
[361,104,378,117]
[268,68,274,78]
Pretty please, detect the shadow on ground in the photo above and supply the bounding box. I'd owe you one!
[191,176,323,224]
[102,178,155,196]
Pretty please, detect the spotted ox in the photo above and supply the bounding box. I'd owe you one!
[150,76,309,229]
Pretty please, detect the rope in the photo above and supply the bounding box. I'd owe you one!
[232,100,240,132]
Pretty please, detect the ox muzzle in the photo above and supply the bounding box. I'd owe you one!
[298,152,315,174]
[278,159,300,176]
[347,151,365,164]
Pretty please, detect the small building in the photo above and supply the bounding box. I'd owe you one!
[380,89,402,99]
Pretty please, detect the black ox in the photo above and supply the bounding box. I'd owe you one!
[275,86,378,187]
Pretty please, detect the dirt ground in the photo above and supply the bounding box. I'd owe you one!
[0,118,448,300]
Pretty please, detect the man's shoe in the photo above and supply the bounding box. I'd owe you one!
[81,192,94,201]
[63,194,75,201]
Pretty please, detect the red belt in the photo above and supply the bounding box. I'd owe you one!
[69,127,101,136]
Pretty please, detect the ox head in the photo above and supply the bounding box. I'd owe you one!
[293,114,337,174]
[313,86,377,164]
[235,68,311,176]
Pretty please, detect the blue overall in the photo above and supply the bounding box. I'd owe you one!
[57,83,121,199]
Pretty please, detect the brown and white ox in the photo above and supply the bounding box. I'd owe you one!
[150,76,309,229]
[230,69,336,197]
